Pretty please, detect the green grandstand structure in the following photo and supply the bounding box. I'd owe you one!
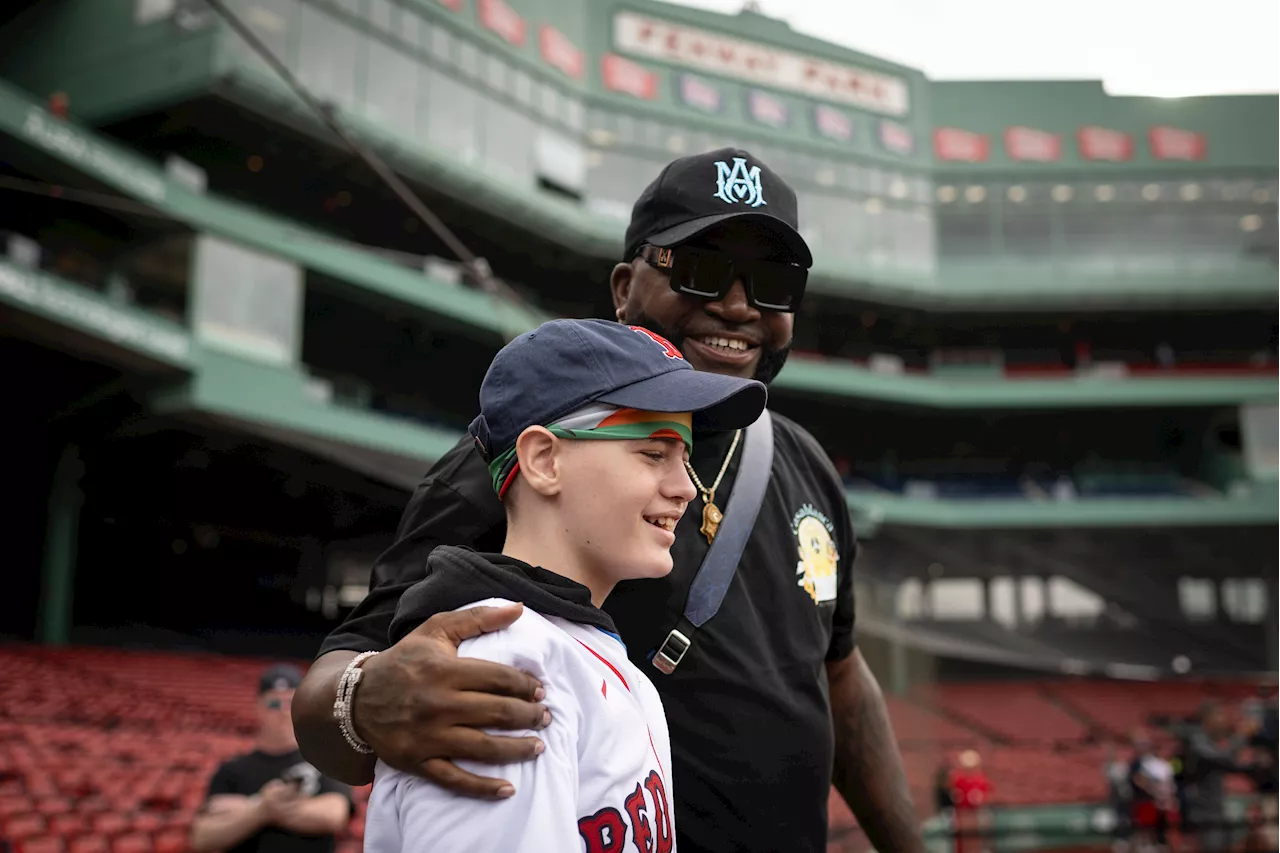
[1,0,1275,677]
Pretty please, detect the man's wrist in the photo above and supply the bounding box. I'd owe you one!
[334,650,380,754]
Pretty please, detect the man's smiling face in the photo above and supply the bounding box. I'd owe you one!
[610,223,795,386]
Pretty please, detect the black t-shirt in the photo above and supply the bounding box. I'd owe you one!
[320,411,857,853]
[204,749,353,853]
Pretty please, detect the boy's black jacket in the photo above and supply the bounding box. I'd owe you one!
[388,545,619,645]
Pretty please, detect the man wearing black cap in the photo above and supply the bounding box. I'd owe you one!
[191,664,353,853]
[294,149,924,853]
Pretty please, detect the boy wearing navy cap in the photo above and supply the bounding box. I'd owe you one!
[362,319,765,853]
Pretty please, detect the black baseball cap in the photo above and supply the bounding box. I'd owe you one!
[624,147,812,267]
[258,664,303,694]
[468,318,766,464]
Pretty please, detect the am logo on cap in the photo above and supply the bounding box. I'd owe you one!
[713,156,767,208]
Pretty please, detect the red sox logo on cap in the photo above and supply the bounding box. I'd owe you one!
[629,326,684,361]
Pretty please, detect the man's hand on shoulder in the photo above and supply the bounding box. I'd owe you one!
[352,602,553,799]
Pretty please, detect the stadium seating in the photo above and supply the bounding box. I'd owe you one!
[0,643,1268,851]
[0,645,374,852]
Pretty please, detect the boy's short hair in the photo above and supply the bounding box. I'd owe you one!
[469,319,766,498]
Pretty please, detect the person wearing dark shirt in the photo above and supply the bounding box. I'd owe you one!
[191,665,352,853]
[292,148,924,853]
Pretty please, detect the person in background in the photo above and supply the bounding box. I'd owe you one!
[950,749,993,853]
[1182,702,1253,853]
[190,664,353,853]
[1128,729,1174,853]
[1106,742,1135,852]
[935,755,956,816]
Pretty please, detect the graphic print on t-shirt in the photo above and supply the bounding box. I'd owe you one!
[792,503,839,604]
[279,760,323,796]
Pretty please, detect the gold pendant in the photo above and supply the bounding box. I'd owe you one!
[700,500,723,544]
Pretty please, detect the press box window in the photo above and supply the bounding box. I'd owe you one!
[190,234,302,367]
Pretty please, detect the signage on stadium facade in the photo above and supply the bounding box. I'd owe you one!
[1148,125,1207,161]
[1004,126,1062,162]
[878,119,915,156]
[933,127,989,162]
[677,73,724,112]
[1076,126,1133,161]
[612,11,910,117]
[747,90,790,128]
[602,53,657,100]
[22,109,167,203]
[0,261,191,365]
[479,0,524,47]
[813,104,853,142]
[540,25,584,79]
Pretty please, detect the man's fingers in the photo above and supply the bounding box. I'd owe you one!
[448,691,551,732]
[419,757,518,800]
[441,726,547,766]
[418,604,525,647]
[441,657,546,703]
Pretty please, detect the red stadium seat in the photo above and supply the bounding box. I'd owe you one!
[35,797,73,816]
[17,838,66,853]
[4,812,48,839]
[48,813,89,835]
[153,829,188,853]
[130,813,165,834]
[91,813,130,836]
[68,837,109,853]
[0,794,32,815]
[111,834,152,853]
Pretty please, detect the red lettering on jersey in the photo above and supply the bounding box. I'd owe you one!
[579,806,627,853]
[628,326,683,360]
[624,783,654,853]
[643,770,673,853]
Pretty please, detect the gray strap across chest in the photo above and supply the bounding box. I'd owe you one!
[651,409,774,674]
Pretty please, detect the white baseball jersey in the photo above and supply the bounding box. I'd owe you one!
[364,597,676,853]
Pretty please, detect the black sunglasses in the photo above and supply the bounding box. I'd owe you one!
[637,244,807,313]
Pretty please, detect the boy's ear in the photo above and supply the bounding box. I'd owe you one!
[514,426,563,498]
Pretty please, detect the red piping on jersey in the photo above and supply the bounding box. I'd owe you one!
[575,638,630,692]
[574,638,666,783]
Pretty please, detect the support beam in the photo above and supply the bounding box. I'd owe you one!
[882,581,910,696]
[38,445,84,646]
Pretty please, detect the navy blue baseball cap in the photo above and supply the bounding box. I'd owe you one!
[469,319,766,465]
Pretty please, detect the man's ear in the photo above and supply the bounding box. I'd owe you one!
[514,426,562,497]
[609,262,634,321]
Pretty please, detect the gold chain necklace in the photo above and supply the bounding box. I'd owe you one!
[684,429,742,544]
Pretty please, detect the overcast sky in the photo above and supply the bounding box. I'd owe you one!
[665,0,1279,98]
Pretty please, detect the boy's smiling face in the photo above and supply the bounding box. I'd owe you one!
[554,435,695,585]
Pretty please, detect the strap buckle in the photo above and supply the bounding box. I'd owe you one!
[652,629,691,674]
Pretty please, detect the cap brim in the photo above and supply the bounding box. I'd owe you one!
[645,210,813,268]
[596,369,767,432]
